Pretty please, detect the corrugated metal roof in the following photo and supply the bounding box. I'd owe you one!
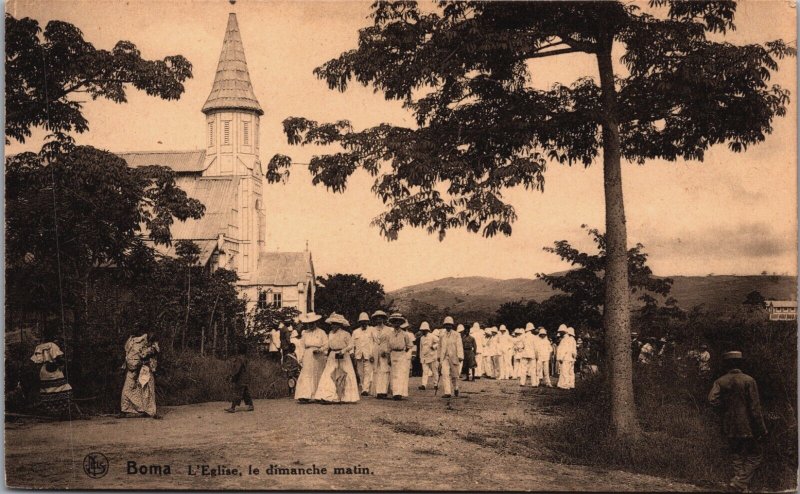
[168,177,239,240]
[251,251,313,286]
[148,239,218,266]
[202,13,263,115]
[118,150,207,173]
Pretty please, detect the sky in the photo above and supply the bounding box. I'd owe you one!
[6,0,798,291]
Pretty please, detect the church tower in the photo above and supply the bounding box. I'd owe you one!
[202,12,266,280]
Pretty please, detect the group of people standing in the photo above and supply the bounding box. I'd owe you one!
[286,310,582,405]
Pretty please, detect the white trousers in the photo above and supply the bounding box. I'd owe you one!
[502,353,513,379]
[440,360,460,396]
[475,353,484,375]
[513,358,522,378]
[557,360,575,389]
[536,358,552,386]
[483,355,495,377]
[421,361,439,387]
[355,358,374,394]
[519,358,533,385]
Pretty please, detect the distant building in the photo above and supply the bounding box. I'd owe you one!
[120,12,315,314]
[765,300,797,321]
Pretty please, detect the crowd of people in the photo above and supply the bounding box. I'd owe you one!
[246,310,584,407]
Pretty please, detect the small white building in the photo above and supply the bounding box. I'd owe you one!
[120,12,315,314]
[765,300,797,321]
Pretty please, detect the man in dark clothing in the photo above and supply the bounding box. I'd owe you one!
[708,351,767,492]
[225,343,254,413]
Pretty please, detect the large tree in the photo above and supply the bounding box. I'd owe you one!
[315,273,387,326]
[5,13,192,143]
[272,1,794,438]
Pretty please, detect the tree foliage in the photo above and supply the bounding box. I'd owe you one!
[274,1,794,240]
[537,226,673,329]
[314,273,387,325]
[5,14,193,143]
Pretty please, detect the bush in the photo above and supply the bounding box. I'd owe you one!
[529,324,797,491]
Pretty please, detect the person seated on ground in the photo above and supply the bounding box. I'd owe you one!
[120,333,160,418]
[30,341,74,419]
[226,342,254,413]
[708,351,767,493]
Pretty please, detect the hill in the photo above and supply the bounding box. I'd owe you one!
[388,274,796,321]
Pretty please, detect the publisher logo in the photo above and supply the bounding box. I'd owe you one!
[83,452,109,479]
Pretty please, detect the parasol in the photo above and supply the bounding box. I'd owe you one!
[331,355,348,401]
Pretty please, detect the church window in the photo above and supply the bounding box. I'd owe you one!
[208,122,215,146]
[243,121,250,145]
[223,121,231,145]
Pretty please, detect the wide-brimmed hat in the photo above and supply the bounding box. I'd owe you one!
[557,324,568,333]
[499,325,508,332]
[358,312,370,322]
[420,321,431,331]
[401,321,410,329]
[537,328,547,336]
[566,327,575,337]
[524,322,534,332]
[325,312,350,327]
[388,312,406,324]
[372,310,388,319]
[443,316,455,326]
[456,324,465,333]
[298,312,322,324]
[723,351,743,360]
[513,328,524,335]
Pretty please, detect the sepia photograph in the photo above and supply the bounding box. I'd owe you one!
[4,0,798,491]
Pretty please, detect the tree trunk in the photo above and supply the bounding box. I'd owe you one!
[596,41,640,439]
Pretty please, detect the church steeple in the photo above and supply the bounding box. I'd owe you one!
[202,13,263,116]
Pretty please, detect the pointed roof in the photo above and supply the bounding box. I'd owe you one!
[202,13,263,115]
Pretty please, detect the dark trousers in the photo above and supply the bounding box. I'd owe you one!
[232,384,253,408]
[728,437,762,491]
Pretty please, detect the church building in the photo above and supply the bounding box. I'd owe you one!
[119,13,315,314]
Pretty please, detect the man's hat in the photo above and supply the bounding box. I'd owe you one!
[388,312,406,324]
[557,324,568,333]
[443,316,455,326]
[420,321,431,331]
[525,322,535,332]
[723,351,743,360]
[358,312,370,322]
[499,325,508,332]
[457,324,465,333]
[514,328,524,335]
[401,321,410,329]
[372,310,388,319]
[537,328,547,336]
[566,327,576,337]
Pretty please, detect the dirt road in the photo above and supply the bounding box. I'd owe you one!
[6,376,699,490]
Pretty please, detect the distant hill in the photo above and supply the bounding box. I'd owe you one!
[388,274,797,320]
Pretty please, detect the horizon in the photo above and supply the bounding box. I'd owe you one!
[6,0,798,291]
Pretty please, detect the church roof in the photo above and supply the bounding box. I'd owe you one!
[169,176,240,240]
[118,150,207,173]
[202,13,263,116]
[250,251,314,286]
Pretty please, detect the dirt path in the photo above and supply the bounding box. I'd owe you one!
[6,376,699,490]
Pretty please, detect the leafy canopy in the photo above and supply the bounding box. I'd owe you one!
[5,13,193,143]
[314,273,387,325]
[274,1,794,240]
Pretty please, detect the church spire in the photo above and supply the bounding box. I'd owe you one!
[202,13,263,115]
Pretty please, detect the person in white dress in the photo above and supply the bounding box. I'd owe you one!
[371,310,392,399]
[557,327,578,389]
[314,313,360,404]
[386,313,414,400]
[497,325,513,380]
[472,323,485,378]
[512,329,525,379]
[520,323,536,386]
[294,312,328,402]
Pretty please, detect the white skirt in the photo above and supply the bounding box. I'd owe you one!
[313,353,360,403]
[294,350,326,400]
[389,351,410,397]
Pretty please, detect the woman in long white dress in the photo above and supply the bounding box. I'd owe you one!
[387,313,414,400]
[294,313,328,402]
[313,313,360,404]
